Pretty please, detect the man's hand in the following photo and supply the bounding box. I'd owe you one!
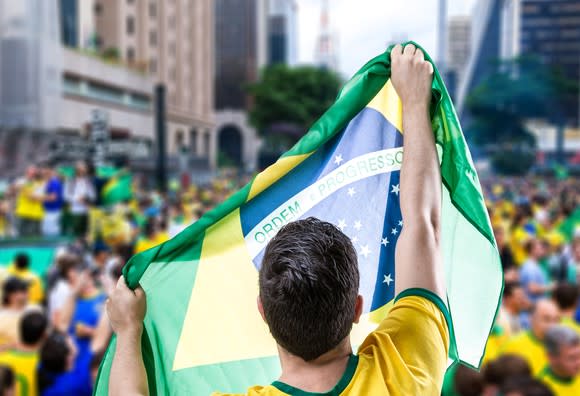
[390,43,433,110]
[106,276,146,337]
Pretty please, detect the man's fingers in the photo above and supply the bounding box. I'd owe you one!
[403,43,416,56]
[414,48,425,62]
[392,44,403,55]
[133,285,145,300]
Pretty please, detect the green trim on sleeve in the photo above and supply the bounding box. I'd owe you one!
[539,366,574,385]
[271,354,359,395]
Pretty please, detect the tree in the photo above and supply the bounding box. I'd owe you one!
[247,65,342,135]
[466,56,578,175]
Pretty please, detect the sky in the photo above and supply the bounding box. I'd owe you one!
[297,0,477,78]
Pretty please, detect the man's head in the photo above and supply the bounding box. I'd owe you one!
[40,332,76,374]
[525,238,546,261]
[56,254,81,283]
[2,278,29,309]
[544,325,580,378]
[483,354,531,394]
[258,218,362,361]
[0,365,14,396]
[13,253,30,271]
[503,282,530,314]
[530,299,560,340]
[552,282,580,312]
[501,377,553,396]
[25,165,37,180]
[20,311,48,347]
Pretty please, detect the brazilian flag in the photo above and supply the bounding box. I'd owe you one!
[102,169,133,205]
[95,43,502,394]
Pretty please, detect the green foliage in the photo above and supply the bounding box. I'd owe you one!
[247,65,342,134]
[102,47,120,61]
[490,146,536,176]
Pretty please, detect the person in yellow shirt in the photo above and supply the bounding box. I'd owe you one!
[537,325,580,395]
[14,165,45,238]
[501,298,561,375]
[133,219,169,254]
[552,282,580,335]
[7,253,43,305]
[106,44,451,396]
[0,311,48,396]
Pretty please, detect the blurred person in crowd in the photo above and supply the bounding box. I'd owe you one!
[520,239,553,303]
[482,355,532,396]
[65,161,96,237]
[0,278,30,347]
[0,193,11,238]
[6,253,43,305]
[13,165,45,238]
[134,218,169,254]
[90,242,111,274]
[48,254,82,331]
[59,269,106,396]
[498,282,532,336]
[502,299,560,375]
[90,350,105,389]
[501,377,554,396]
[552,282,580,334]
[38,331,87,396]
[40,164,64,237]
[443,364,483,396]
[0,365,14,396]
[495,226,516,272]
[510,205,535,266]
[538,325,580,395]
[0,311,48,396]
[168,202,187,237]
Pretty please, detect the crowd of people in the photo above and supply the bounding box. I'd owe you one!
[443,177,580,396]
[0,160,247,396]
[0,160,578,396]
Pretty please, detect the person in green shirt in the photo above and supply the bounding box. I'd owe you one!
[538,325,580,395]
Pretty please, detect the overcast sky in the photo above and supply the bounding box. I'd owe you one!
[297,0,477,77]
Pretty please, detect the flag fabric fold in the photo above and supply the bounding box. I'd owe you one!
[95,42,502,395]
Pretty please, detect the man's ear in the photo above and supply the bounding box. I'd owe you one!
[353,295,363,324]
[257,295,266,322]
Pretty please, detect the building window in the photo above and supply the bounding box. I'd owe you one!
[127,0,134,4]
[149,2,157,17]
[127,16,135,35]
[203,132,210,157]
[175,130,184,151]
[169,41,176,56]
[127,47,135,62]
[190,129,198,154]
[170,67,177,81]
[149,58,157,73]
[150,30,157,46]
[94,3,103,15]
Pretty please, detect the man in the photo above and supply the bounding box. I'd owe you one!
[501,299,561,375]
[64,161,96,238]
[106,44,449,395]
[0,278,30,347]
[6,254,41,303]
[552,282,580,334]
[41,163,65,237]
[0,311,48,396]
[520,238,553,303]
[13,165,44,237]
[7,253,43,305]
[497,282,532,336]
[537,325,580,395]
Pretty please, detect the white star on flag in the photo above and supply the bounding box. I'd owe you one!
[354,220,362,231]
[334,154,343,165]
[391,228,398,235]
[352,236,359,244]
[337,219,347,231]
[398,220,403,227]
[381,237,389,246]
[383,273,393,286]
[347,187,356,197]
[360,244,371,258]
[391,184,400,195]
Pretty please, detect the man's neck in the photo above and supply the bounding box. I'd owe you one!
[277,338,354,393]
[561,309,575,319]
[15,343,38,354]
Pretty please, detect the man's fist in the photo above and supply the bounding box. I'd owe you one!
[390,44,434,110]
[106,276,146,336]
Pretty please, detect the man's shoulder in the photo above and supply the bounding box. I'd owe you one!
[212,384,281,396]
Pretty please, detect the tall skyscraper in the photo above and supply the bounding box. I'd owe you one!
[315,0,338,71]
[268,0,298,66]
[94,0,214,156]
[448,16,472,76]
[59,0,97,49]
[438,0,448,73]
[502,0,580,126]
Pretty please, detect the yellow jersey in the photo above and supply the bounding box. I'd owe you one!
[7,265,44,305]
[538,367,580,396]
[0,349,39,396]
[134,232,170,254]
[15,181,44,221]
[562,317,580,335]
[214,290,450,396]
[500,330,547,376]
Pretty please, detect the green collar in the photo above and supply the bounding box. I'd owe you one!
[526,330,543,345]
[272,354,359,396]
[540,366,574,385]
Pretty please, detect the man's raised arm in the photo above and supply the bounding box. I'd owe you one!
[391,43,444,299]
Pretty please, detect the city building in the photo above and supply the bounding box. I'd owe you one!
[59,0,98,49]
[448,16,472,79]
[502,0,580,127]
[94,0,215,163]
[213,0,269,171]
[268,0,298,65]
[314,0,338,71]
